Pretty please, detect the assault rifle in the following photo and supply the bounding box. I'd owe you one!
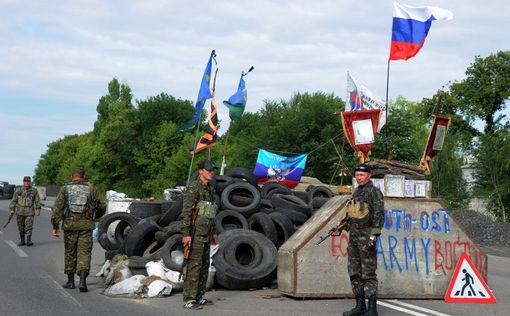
[316,216,349,245]
[3,211,14,229]
[179,212,197,281]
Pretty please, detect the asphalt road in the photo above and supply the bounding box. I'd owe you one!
[0,198,508,316]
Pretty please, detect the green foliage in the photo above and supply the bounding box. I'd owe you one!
[450,51,510,134]
[472,124,510,222]
[34,52,508,209]
[33,134,90,185]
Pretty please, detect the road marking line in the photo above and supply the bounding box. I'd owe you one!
[5,240,28,257]
[389,299,453,316]
[378,301,432,316]
[41,272,87,314]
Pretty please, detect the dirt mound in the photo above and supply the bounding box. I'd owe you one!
[450,209,510,257]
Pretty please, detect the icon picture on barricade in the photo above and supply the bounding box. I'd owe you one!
[445,252,496,303]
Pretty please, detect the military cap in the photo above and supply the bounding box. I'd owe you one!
[23,176,31,182]
[198,160,217,171]
[354,163,371,173]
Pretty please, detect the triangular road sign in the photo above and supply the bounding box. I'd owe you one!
[445,252,496,303]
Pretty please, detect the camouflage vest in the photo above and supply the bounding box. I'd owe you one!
[16,187,36,207]
[66,183,90,214]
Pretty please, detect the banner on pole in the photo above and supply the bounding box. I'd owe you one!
[419,114,451,175]
[341,109,381,163]
[253,149,307,188]
[346,72,386,132]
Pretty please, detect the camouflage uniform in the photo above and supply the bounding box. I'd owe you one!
[51,180,106,274]
[180,179,217,303]
[9,185,41,243]
[347,180,384,299]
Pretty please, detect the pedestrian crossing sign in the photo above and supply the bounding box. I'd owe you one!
[445,252,496,303]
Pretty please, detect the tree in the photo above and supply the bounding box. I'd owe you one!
[372,96,427,163]
[450,51,510,135]
[473,123,510,222]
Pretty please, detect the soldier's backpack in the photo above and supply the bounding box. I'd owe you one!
[66,183,91,214]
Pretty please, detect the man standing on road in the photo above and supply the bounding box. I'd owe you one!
[344,164,384,316]
[9,176,41,246]
[51,168,106,293]
[180,160,218,310]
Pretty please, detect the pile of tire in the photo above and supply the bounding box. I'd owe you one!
[96,167,336,290]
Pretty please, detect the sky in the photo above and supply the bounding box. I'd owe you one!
[1,0,509,185]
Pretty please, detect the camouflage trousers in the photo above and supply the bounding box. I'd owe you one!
[347,225,378,298]
[182,239,211,302]
[64,230,93,274]
[16,215,34,235]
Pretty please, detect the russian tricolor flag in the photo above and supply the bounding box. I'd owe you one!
[389,2,453,61]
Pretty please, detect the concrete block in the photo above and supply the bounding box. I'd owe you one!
[278,195,487,298]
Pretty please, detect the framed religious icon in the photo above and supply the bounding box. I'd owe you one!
[353,119,375,145]
[414,180,430,198]
[404,180,415,198]
[432,124,447,150]
[384,175,405,197]
[371,178,385,195]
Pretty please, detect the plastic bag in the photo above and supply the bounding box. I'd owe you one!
[171,250,184,266]
[146,260,169,281]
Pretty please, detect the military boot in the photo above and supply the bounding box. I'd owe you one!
[26,234,33,246]
[362,296,378,316]
[18,233,25,246]
[343,296,366,316]
[78,271,88,292]
[63,273,75,289]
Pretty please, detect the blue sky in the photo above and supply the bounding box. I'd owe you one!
[1,0,509,185]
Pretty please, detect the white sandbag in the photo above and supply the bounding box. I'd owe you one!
[165,269,184,291]
[146,280,173,297]
[103,275,146,296]
[104,256,131,286]
[146,260,169,281]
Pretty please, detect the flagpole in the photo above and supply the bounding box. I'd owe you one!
[187,65,219,186]
[384,58,391,159]
[220,122,233,175]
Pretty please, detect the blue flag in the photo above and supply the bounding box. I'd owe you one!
[223,73,247,122]
[182,50,215,129]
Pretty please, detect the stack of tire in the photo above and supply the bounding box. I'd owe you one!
[96,167,335,290]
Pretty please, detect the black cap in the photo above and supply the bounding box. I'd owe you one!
[23,176,31,182]
[354,163,371,173]
[198,160,217,171]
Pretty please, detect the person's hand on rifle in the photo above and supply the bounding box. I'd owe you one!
[182,235,192,247]
[9,209,14,216]
[52,229,60,238]
[212,234,219,245]
[35,209,41,216]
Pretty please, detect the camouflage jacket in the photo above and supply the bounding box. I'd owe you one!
[51,180,106,231]
[9,186,41,216]
[180,179,217,242]
[351,180,385,235]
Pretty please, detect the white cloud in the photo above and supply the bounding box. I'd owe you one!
[0,0,509,184]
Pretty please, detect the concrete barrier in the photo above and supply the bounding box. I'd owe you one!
[278,195,488,298]
[34,186,47,200]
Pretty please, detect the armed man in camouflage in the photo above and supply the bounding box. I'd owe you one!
[344,164,384,316]
[180,160,218,310]
[9,176,41,246]
[51,168,106,293]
